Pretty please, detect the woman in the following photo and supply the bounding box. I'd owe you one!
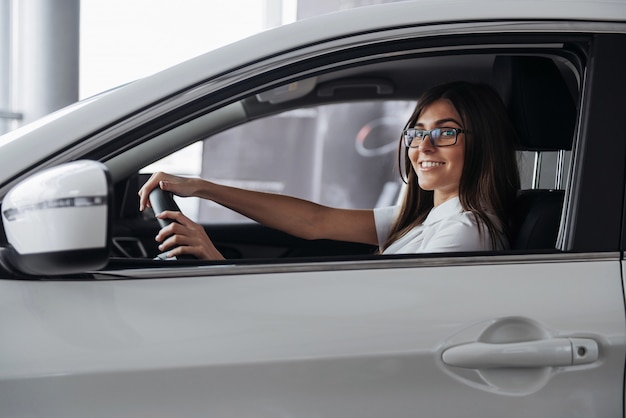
[138,81,520,260]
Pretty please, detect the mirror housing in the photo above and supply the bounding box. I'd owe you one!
[1,160,112,276]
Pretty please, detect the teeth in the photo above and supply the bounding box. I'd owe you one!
[421,161,444,168]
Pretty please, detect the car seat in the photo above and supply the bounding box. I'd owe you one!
[493,55,577,250]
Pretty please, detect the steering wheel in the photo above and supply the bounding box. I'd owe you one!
[149,188,195,260]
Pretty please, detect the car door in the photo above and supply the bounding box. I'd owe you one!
[2,256,622,417]
[1,21,625,418]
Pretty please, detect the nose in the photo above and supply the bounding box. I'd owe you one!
[417,133,436,152]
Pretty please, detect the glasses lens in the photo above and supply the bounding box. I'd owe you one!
[404,129,419,147]
[433,128,457,146]
[404,128,459,147]
[403,131,412,147]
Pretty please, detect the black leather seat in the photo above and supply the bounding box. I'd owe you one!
[511,189,564,250]
[493,56,577,250]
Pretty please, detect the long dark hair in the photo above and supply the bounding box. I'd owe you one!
[381,81,520,251]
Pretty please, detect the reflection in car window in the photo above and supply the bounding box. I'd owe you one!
[143,101,416,223]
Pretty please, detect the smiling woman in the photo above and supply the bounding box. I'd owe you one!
[138,81,520,260]
[384,81,520,253]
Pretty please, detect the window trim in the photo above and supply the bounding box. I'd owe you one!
[565,34,626,252]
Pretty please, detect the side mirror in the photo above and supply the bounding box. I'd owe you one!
[1,160,111,276]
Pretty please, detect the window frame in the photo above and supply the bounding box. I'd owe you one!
[564,34,626,253]
[96,34,606,274]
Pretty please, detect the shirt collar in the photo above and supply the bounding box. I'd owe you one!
[423,196,463,225]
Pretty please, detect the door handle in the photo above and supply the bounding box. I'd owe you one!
[442,338,598,369]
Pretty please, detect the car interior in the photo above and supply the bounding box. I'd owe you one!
[16,36,586,271]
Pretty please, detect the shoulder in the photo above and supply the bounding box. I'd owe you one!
[422,210,491,252]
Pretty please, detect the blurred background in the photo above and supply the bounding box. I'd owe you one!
[0,0,407,135]
[0,0,411,222]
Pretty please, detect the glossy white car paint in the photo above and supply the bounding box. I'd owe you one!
[1,257,623,417]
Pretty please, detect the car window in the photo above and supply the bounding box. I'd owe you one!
[142,100,417,223]
[141,101,570,225]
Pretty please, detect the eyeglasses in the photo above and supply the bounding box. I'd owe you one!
[402,127,467,148]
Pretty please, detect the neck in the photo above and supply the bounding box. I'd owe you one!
[433,192,458,207]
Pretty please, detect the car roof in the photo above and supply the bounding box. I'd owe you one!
[0,0,624,189]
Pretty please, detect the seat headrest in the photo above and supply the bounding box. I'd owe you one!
[493,56,576,151]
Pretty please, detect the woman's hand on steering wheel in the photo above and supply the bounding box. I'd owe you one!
[138,172,199,212]
[155,210,225,260]
[140,173,224,260]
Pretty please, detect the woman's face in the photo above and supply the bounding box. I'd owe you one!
[408,98,466,206]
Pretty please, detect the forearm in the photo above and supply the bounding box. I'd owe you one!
[194,179,377,244]
[140,173,378,245]
[195,179,329,239]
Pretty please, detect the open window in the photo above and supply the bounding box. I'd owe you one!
[104,38,584,266]
[142,100,416,223]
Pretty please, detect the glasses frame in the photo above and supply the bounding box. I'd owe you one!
[402,127,468,148]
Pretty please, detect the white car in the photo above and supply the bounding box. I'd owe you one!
[1,1,625,416]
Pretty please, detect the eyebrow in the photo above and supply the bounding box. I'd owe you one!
[414,118,462,128]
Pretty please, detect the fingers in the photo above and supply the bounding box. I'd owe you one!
[154,212,224,260]
[138,172,168,212]
[154,210,191,238]
[138,172,197,212]
[155,219,196,256]
[138,173,174,212]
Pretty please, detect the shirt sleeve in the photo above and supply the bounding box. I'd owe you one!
[373,206,400,248]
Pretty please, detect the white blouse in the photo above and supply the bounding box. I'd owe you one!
[374,197,498,254]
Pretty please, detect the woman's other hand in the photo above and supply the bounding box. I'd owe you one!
[155,210,225,260]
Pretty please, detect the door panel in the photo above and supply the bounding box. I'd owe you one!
[0,256,623,417]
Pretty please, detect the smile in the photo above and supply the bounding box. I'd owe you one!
[420,161,445,168]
